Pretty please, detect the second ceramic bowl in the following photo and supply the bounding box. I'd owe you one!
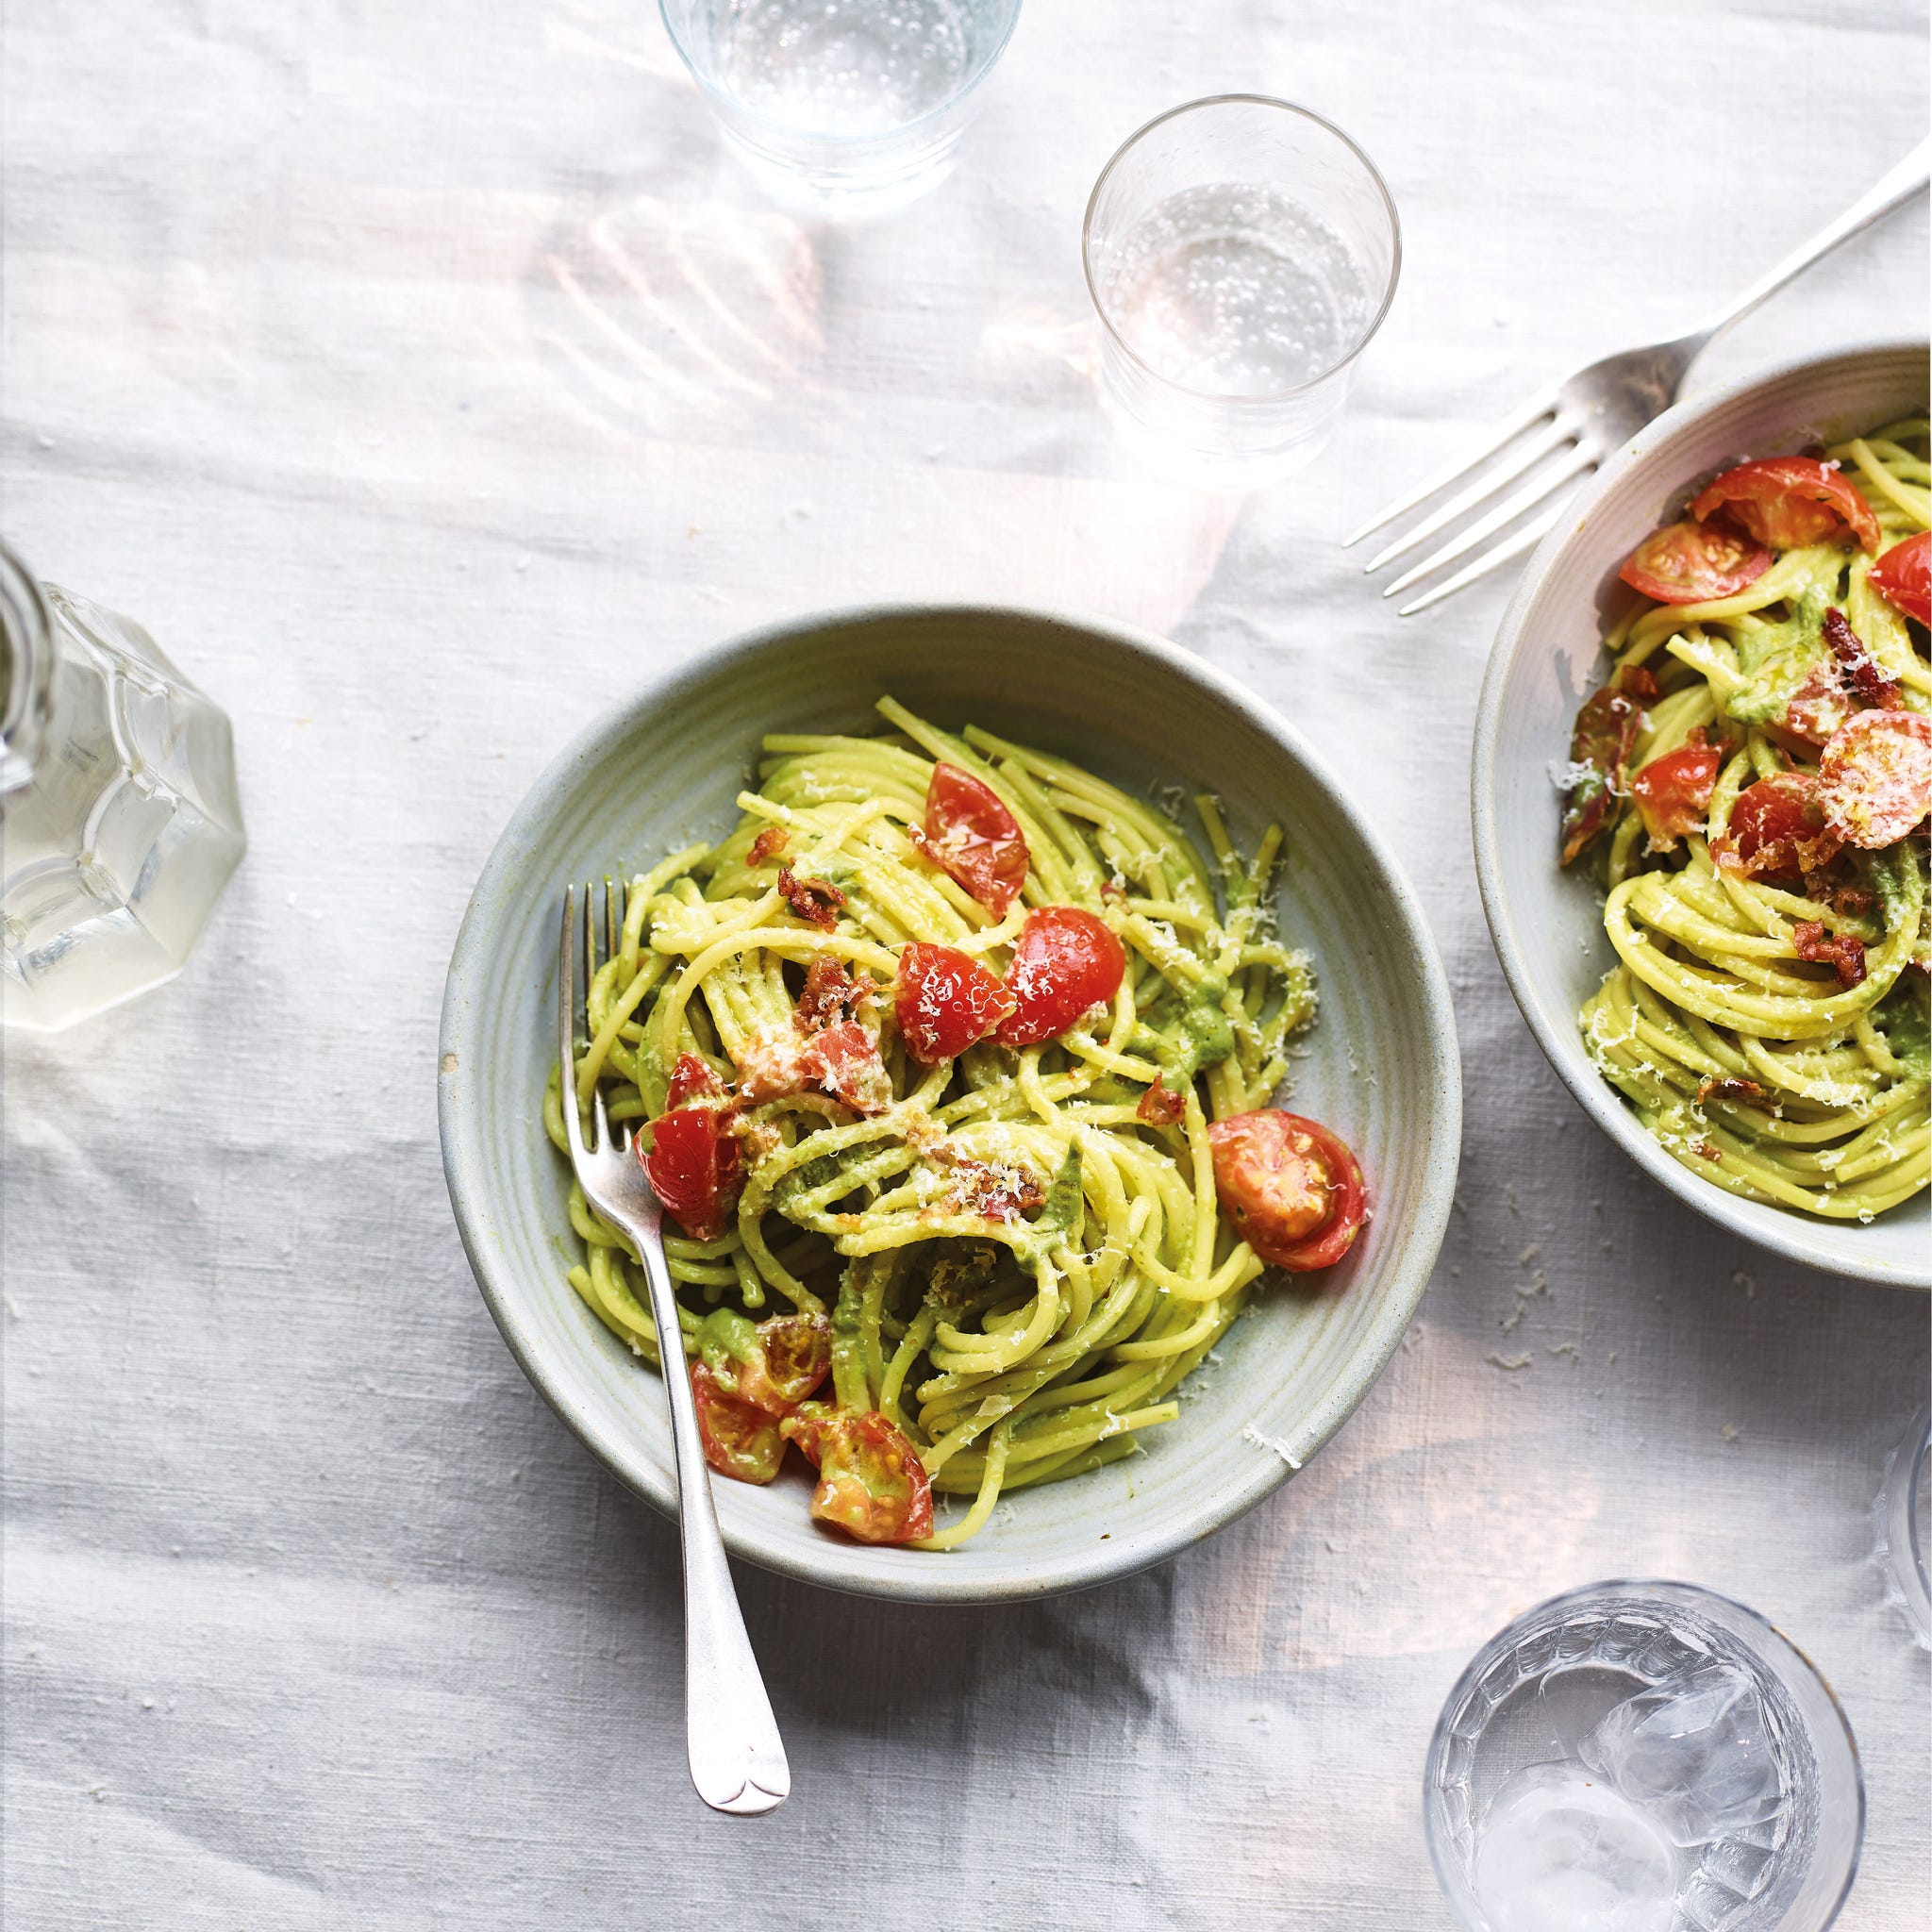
[1474,340,1930,1289]
[441,604,1460,1601]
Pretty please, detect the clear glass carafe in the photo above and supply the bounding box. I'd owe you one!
[0,541,245,1030]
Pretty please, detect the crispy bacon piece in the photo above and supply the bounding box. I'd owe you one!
[747,825,790,867]
[1617,664,1662,703]
[1695,1075,1767,1108]
[1792,920,1868,990]
[952,1159,1047,1222]
[795,954,864,1033]
[1137,1078,1186,1125]
[1830,884,1874,917]
[1821,608,1901,708]
[777,864,844,931]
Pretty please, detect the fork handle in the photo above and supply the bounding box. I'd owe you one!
[1689,136,1930,350]
[621,1204,791,1816]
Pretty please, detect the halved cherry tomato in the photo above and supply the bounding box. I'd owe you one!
[895,941,1015,1063]
[1777,664,1854,749]
[1560,685,1642,866]
[691,1362,785,1483]
[1711,772,1843,883]
[997,907,1127,1047]
[779,1407,934,1543]
[643,1104,741,1241]
[1689,458,1880,554]
[1817,708,1932,848]
[738,1019,891,1114]
[665,1050,728,1110]
[805,1021,892,1112]
[1630,729,1722,851]
[1870,530,1931,627]
[1207,1109,1366,1274]
[922,763,1029,917]
[733,1311,833,1415]
[1619,519,1771,606]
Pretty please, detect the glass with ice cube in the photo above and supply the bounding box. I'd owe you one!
[1425,1581,1862,1932]
[0,541,245,1031]
[1082,96,1400,486]
[659,0,1023,215]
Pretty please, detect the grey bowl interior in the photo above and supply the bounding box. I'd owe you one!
[1474,341,1931,1291]
[440,605,1461,1601]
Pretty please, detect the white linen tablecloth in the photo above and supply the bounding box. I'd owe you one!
[4,2,1927,1924]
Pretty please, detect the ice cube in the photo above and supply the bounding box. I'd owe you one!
[1580,1663,1783,1847]
[1473,1761,1678,1932]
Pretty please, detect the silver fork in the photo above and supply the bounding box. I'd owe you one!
[1347,138,1931,616]
[558,881,790,1817]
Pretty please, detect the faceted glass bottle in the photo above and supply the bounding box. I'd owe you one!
[0,542,245,1030]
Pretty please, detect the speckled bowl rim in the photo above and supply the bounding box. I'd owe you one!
[441,602,1462,1601]
[1473,341,1931,1291]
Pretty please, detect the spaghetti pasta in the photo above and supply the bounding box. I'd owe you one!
[544,698,1329,1547]
[1561,418,1932,1222]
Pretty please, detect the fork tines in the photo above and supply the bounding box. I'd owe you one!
[1346,385,1597,616]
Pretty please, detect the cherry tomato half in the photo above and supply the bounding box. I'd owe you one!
[922,762,1030,917]
[997,907,1127,1048]
[1207,1109,1367,1274]
[665,1050,728,1110]
[1870,530,1931,627]
[1817,708,1932,849]
[895,941,1016,1064]
[731,1311,833,1415]
[1776,664,1855,750]
[1559,684,1642,866]
[779,1407,934,1543]
[643,1103,741,1241]
[1711,772,1843,884]
[1618,518,1771,606]
[692,1362,785,1484]
[1689,458,1880,554]
[1630,729,1723,851]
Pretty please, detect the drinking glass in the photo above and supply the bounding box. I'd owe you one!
[0,541,245,1031]
[1874,1406,1931,1648]
[1424,1581,1862,1932]
[1082,95,1400,487]
[659,0,1023,216]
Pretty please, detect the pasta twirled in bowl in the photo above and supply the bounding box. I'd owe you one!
[545,696,1368,1549]
[1559,418,1931,1222]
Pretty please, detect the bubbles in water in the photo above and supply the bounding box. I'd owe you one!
[711,0,974,135]
[1580,1663,1784,1848]
[1473,1762,1678,1932]
[1098,183,1372,396]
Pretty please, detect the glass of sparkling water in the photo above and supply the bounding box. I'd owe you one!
[659,0,1023,215]
[1424,1582,1863,1932]
[0,541,245,1031]
[1082,95,1400,486]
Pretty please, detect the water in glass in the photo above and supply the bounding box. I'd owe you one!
[0,549,244,1031]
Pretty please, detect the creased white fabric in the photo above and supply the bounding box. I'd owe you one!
[3,0,1927,1925]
